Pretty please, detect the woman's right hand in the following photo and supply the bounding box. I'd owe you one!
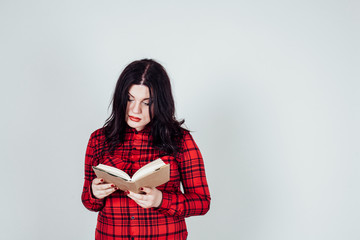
[91,178,118,199]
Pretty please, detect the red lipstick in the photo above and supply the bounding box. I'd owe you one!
[129,116,141,122]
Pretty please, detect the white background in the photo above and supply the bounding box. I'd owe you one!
[0,0,359,239]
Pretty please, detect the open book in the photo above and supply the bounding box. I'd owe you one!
[92,159,170,193]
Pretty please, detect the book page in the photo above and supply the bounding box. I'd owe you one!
[95,164,131,180]
[132,159,165,182]
[93,161,170,193]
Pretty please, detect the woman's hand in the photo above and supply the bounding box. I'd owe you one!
[126,187,163,208]
[91,178,118,199]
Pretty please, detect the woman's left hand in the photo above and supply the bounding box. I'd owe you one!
[126,187,163,208]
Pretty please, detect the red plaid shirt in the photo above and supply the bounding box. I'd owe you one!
[81,126,211,239]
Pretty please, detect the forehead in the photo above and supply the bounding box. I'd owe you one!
[128,84,150,99]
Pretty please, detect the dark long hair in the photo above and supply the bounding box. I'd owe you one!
[103,59,185,156]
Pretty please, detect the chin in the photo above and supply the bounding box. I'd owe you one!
[127,121,143,130]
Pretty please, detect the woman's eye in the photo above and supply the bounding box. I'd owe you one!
[143,102,150,106]
[128,98,134,102]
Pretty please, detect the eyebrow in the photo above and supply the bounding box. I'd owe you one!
[128,92,150,101]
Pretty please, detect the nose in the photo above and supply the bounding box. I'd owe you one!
[131,101,142,114]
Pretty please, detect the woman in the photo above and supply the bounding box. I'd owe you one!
[81,59,211,239]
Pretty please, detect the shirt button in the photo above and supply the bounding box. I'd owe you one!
[133,147,136,150]
[131,216,135,220]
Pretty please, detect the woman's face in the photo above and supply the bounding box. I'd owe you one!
[125,84,152,131]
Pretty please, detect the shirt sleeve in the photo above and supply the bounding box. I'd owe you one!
[156,132,211,218]
[81,132,105,212]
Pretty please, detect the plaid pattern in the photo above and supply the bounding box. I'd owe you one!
[81,126,211,239]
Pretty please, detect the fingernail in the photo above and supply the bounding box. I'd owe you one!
[111,184,115,187]
[125,190,129,195]
[140,187,144,191]
[100,179,104,182]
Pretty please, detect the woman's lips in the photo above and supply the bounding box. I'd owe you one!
[129,116,141,122]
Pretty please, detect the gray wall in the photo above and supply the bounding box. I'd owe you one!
[1,0,359,239]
